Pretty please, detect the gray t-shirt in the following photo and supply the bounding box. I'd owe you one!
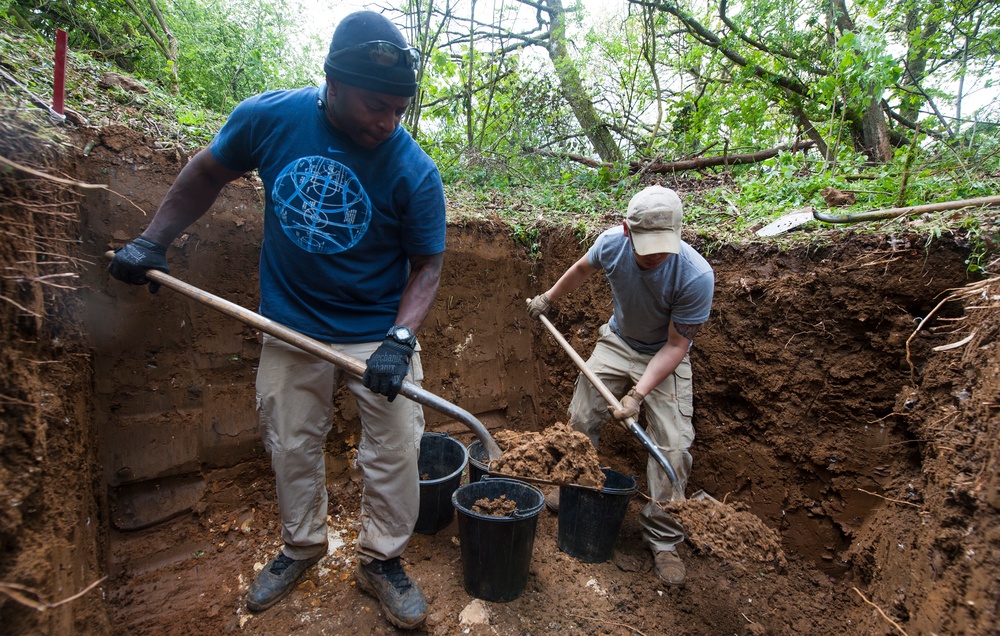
[588,226,714,354]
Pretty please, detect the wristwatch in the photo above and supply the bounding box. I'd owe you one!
[387,325,417,348]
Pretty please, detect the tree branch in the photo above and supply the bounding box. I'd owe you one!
[525,141,816,172]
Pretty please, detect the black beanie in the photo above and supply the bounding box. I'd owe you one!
[323,11,417,97]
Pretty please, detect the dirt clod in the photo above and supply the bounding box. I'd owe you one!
[490,422,605,488]
[664,498,788,571]
[471,495,518,517]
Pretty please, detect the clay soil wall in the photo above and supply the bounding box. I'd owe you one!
[0,121,996,635]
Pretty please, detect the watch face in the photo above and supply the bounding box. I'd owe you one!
[393,326,414,341]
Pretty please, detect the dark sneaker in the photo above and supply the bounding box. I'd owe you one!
[545,488,560,513]
[246,551,323,612]
[355,557,427,629]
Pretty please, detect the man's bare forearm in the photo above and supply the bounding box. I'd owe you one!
[142,150,244,246]
[395,252,444,332]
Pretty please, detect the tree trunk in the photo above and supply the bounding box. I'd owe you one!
[790,100,831,161]
[861,88,892,163]
[543,0,623,163]
[831,0,891,163]
[900,5,940,122]
[122,0,179,94]
[527,141,815,172]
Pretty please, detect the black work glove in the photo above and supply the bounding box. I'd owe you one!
[108,237,169,293]
[363,338,414,402]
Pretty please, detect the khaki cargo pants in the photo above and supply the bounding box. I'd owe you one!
[255,334,425,563]
[568,324,694,553]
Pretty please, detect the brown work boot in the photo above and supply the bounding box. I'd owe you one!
[544,488,560,513]
[653,550,686,586]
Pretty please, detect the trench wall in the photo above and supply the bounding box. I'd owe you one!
[2,121,982,634]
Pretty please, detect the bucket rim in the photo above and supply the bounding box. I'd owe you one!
[418,432,469,486]
[452,477,545,520]
[466,439,490,468]
[562,467,637,496]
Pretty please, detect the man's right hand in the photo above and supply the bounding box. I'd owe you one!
[108,237,169,293]
[526,293,551,318]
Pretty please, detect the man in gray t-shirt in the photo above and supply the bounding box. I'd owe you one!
[527,185,714,587]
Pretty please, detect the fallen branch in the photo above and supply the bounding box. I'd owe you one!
[524,141,816,173]
[814,195,1000,224]
[851,587,910,636]
[638,141,816,173]
[0,66,69,123]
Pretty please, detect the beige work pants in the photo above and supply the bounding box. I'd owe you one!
[255,334,425,563]
[568,324,694,552]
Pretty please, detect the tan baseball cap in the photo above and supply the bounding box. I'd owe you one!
[625,185,682,255]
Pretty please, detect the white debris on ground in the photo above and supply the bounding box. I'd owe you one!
[586,578,608,597]
[458,599,492,627]
[317,519,350,578]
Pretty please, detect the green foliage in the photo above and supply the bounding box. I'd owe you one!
[3,0,997,272]
[423,64,582,188]
[6,0,320,112]
[169,0,320,111]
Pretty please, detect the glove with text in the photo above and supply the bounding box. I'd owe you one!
[363,338,415,402]
[108,237,169,293]
[611,388,644,421]
[526,293,551,318]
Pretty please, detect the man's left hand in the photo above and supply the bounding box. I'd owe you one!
[363,339,415,402]
[612,388,644,421]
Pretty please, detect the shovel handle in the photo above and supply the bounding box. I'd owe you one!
[105,251,502,461]
[536,313,682,492]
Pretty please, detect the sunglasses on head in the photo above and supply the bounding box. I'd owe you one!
[329,40,421,70]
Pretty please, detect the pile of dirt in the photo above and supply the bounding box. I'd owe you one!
[664,497,788,571]
[489,422,605,488]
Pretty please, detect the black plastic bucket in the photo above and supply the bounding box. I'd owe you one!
[557,468,637,563]
[415,432,468,535]
[466,440,490,483]
[451,477,544,602]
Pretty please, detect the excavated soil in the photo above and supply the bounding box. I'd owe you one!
[490,422,606,489]
[1,118,999,636]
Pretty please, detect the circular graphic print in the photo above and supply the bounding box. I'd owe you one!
[272,156,371,254]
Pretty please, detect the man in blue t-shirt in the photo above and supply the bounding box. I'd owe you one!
[527,185,714,587]
[109,11,442,629]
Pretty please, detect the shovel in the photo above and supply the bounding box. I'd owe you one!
[104,251,502,461]
[536,314,682,493]
[756,195,1000,237]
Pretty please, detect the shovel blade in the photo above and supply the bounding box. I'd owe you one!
[690,489,722,504]
[756,209,815,237]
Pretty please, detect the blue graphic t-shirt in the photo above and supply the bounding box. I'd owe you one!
[588,227,714,354]
[210,87,446,342]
